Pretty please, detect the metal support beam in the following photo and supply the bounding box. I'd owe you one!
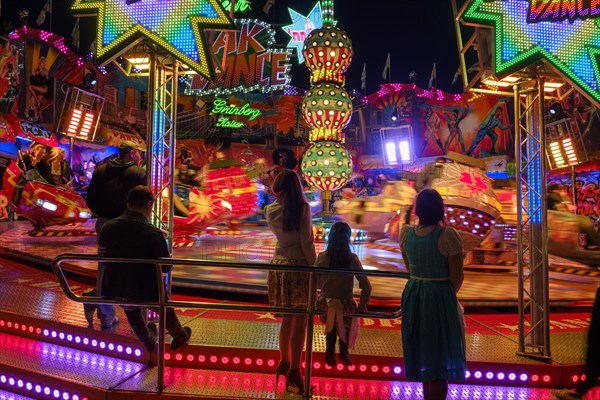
[146,53,178,251]
[514,80,551,361]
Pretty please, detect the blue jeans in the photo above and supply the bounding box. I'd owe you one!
[96,217,116,323]
[82,287,116,328]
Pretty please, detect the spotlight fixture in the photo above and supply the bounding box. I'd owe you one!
[57,86,105,141]
[548,102,565,121]
[381,125,414,165]
[391,109,398,122]
[545,117,587,169]
[83,72,97,91]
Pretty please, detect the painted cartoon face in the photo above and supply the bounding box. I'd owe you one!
[31,145,46,159]
[581,182,597,203]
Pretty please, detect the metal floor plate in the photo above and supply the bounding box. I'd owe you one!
[0,258,589,366]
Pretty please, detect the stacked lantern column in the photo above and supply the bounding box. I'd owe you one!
[300,22,354,215]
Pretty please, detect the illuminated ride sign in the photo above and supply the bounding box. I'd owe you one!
[187,19,291,96]
[220,0,251,14]
[211,98,262,128]
[463,0,600,105]
[282,2,327,64]
[70,0,235,79]
[528,1,600,23]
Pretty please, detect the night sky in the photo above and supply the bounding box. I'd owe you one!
[1,0,461,94]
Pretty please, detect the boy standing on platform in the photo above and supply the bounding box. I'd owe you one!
[98,185,191,352]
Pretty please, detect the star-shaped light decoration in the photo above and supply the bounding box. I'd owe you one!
[255,312,277,320]
[463,0,600,105]
[71,0,235,79]
[282,2,331,64]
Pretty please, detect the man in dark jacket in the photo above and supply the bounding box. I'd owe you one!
[83,140,146,329]
[99,185,191,352]
[86,140,146,221]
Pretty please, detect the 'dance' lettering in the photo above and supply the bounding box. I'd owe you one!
[528,0,600,23]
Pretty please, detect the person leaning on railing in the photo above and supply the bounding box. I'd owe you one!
[315,221,371,368]
[265,169,316,396]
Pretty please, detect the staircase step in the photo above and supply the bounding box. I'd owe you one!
[0,389,39,400]
[0,332,148,400]
[0,261,587,390]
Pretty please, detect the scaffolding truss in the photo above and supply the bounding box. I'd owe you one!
[147,52,179,250]
[452,0,552,360]
[514,81,551,360]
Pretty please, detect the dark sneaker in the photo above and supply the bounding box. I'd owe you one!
[339,353,353,366]
[82,289,96,326]
[100,316,119,330]
[170,326,192,351]
[147,322,158,338]
[83,303,96,326]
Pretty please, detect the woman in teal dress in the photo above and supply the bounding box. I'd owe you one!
[400,188,466,400]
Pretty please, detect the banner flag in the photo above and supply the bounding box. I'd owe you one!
[428,62,437,88]
[262,0,275,14]
[361,62,367,91]
[36,0,52,26]
[382,52,390,80]
[71,18,80,48]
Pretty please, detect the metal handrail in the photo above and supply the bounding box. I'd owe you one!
[52,253,409,398]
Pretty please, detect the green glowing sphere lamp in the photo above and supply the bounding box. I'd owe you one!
[302,83,352,142]
[301,141,352,215]
[302,25,353,85]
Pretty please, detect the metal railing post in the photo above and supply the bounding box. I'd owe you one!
[303,271,318,398]
[156,263,167,391]
[51,254,408,396]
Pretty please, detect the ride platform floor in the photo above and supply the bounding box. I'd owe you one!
[0,254,597,398]
[0,220,597,308]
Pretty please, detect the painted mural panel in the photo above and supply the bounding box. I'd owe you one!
[367,84,512,159]
[416,97,510,158]
[0,28,86,127]
[0,40,24,117]
[549,168,600,222]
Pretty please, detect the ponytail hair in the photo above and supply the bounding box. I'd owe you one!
[326,221,353,269]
